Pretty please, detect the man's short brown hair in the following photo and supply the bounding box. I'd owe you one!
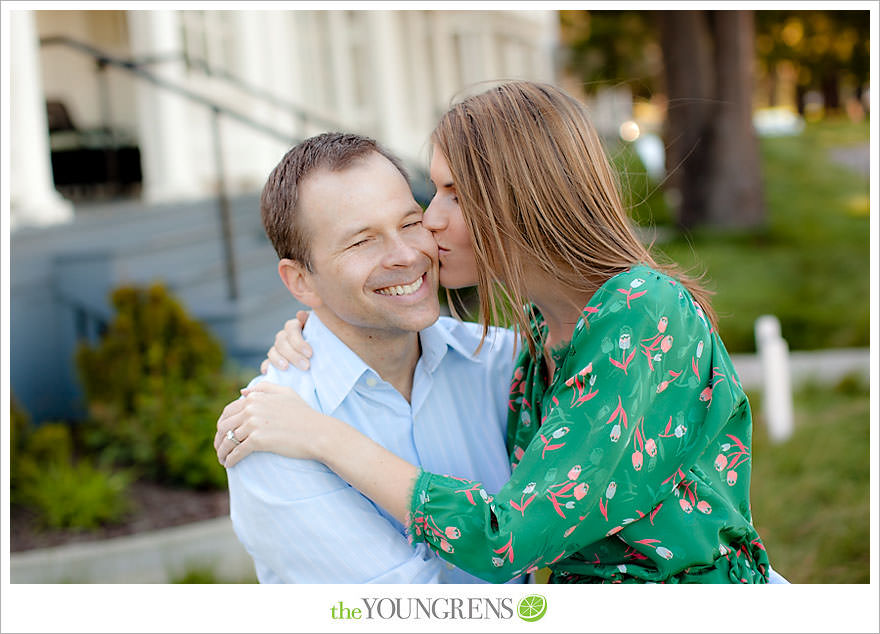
[260,132,409,271]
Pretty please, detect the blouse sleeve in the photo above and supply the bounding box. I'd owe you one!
[407,272,718,582]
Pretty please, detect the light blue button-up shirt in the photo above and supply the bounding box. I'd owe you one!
[227,313,518,583]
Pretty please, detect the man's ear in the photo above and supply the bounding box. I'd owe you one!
[278,258,322,309]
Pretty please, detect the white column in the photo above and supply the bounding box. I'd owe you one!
[429,13,458,112]
[403,11,433,137]
[231,10,279,184]
[327,11,356,126]
[479,15,501,81]
[535,10,560,82]
[266,11,302,141]
[9,10,73,228]
[127,10,200,203]
[368,11,410,155]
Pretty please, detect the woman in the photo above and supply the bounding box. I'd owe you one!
[217,81,771,583]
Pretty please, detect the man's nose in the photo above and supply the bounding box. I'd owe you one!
[382,233,422,268]
[423,197,446,232]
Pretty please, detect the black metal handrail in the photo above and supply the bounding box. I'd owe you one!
[40,36,301,146]
[40,36,298,302]
[126,49,347,133]
[39,35,433,301]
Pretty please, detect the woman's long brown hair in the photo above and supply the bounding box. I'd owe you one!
[432,81,717,355]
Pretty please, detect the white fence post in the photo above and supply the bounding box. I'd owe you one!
[754,315,795,443]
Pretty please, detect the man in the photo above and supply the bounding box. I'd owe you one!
[219,133,518,583]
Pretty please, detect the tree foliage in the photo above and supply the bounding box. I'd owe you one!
[754,10,870,111]
[559,10,661,98]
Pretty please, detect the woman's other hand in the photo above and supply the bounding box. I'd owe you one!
[260,309,313,374]
[214,381,327,467]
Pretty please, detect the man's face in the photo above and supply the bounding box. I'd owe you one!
[297,152,440,340]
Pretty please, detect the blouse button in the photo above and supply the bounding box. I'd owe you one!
[365,376,378,387]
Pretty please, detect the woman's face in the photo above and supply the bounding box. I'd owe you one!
[424,147,479,289]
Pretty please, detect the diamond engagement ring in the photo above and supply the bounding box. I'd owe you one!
[226,429,241,446]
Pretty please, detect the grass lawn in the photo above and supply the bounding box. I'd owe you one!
[612,117,870,353]
[749,375,870,583]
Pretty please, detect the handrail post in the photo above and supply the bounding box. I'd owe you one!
[210,106,238,301]
[95,57,119,195]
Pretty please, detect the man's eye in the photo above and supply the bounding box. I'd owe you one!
[349,239,369,248]
[404,220,423,229]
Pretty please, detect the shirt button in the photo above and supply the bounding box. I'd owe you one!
[365,376,378,387]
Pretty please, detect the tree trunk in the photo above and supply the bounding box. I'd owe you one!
[705,11,764,227]
[658,11,715,229]
[821,71,841,112]
[658,10,765,229]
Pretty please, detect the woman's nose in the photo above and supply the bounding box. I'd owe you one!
[423,196,446,232]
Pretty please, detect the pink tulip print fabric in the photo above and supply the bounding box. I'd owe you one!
[407,265,770,583]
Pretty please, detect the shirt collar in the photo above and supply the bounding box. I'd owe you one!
[305,314,486,412]
[303,313,374,414]
[417,317,486,374]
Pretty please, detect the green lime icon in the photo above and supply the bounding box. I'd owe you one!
[517,594,547,622]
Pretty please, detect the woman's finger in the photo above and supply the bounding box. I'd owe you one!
[215,407,247,450]
[273,337,308,371]
[260,358,270,375]
[224,436,257,468]
[217,420,253,463]
[285,317,313,359]
[243,381,289,395]
[220,396,247,419]
[267,345,290,371]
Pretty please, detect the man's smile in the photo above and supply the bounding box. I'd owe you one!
[374,273,425,296]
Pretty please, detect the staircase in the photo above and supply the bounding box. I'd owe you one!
[10,194,303,423]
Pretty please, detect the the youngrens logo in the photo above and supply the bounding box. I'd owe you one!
[329,594,547,622]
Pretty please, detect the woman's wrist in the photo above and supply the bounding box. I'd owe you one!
[306,412,342,462]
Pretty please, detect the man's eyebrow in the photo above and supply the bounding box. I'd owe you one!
[338,225,371,244]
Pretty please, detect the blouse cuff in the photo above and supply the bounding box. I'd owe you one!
[405,468,434,544]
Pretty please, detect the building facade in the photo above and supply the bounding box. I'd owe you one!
[9,9,560,422]
[12,9,559,226]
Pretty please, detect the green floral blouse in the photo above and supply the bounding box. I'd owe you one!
[407,265,770,583]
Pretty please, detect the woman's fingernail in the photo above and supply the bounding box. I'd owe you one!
[296,359,309,371]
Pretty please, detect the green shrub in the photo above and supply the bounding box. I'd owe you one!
[23,422,74,465]
[76,283,236,489]
[10,409,133,531]
[16,460,133,530]
[171,565,258,584]
[10,395,32,504]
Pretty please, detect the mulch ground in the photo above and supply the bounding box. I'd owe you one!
[11,481,229,553]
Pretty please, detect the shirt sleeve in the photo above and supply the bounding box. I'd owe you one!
[407,273,714,582]
[230,368,447,584]
[229,451,447,583]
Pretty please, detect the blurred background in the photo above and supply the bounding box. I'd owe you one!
[6,8,872,584]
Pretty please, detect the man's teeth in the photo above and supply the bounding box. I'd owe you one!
[376,276,423,296]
